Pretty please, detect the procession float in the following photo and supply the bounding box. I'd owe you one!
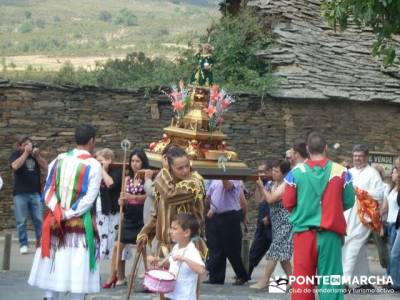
[145,43,252,179]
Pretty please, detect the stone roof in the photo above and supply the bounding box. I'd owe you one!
[249,0,400,103]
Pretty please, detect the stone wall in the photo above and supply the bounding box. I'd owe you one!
[1,80,399,232]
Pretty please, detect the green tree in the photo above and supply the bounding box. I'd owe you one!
[19,22,34,33]
[321,0,400,65]
[56,61,77,85]
[114,8,138,27]
[1,58,7,72]
[219,0,248,16]
[93,52,188,88]
[36,19,46,29]
[24,10,32,19]
[206,10,277,95]
[8,62,16,69]
[98,10,112,22]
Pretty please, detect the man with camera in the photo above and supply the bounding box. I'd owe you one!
[10,137,47,254]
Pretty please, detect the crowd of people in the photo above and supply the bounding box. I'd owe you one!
[5,124,400,300]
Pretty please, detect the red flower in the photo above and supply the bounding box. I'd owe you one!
[218,91,226,101]
[221,99,230,110]
[203,105,217,118]
[172,100,184,111]
[210,84,219,102]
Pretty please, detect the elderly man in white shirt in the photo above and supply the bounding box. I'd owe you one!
[342,144,385,289]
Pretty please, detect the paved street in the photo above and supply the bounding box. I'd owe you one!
[0,230,398,300]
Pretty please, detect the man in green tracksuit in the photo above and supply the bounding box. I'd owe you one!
[283,132,355,300]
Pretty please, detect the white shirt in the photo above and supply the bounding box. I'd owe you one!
[350,165,385,203]
[387,188,399,223]
[383,182,391,199]
[0,175,3,190]
[166,241,204,300]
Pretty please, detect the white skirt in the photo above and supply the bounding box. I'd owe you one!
[96,212,120,260]
[28,233,100,294]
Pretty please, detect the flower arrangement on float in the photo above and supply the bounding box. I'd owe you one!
[164,82,234,133]
[163,80,191,121]
[205,84,235,132]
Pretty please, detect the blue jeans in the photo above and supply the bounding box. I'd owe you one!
[387,223,397,275]
[390,227,400,288]
[13,193,43,247]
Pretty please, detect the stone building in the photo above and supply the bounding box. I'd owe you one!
[246,0,400,159]
[0,0,399,229]
[249,0,400,104]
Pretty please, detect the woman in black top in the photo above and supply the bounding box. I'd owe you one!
[95,148,122,260]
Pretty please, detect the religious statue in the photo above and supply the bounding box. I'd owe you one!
[189,43,214,87]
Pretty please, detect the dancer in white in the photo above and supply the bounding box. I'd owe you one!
[28,124,102,300]
[342,144,385,288]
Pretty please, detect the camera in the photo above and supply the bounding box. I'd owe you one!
[32,142,38,150]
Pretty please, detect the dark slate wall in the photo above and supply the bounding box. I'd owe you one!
[1,81,399,233]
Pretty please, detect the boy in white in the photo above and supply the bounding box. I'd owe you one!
[149,213,205,300]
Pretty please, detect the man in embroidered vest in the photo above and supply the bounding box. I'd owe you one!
[28,124,102,300]
[283,132,355,300]
[342,144,385,290]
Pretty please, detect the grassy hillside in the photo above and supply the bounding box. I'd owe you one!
[0,0,219,68]
[0,6,277,96]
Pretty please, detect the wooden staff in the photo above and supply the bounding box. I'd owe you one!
[126,244,147,300]
[116,139,131,274]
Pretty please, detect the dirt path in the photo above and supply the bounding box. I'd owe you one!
[1,44,189,71]
[1,55,125,71]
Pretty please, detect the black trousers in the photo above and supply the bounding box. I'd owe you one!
[247,202,272,278]
[205,210,249,283]
[248,221,272,278]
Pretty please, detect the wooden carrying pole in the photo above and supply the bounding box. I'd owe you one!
[115,139,131,274]
[126,245,147,299]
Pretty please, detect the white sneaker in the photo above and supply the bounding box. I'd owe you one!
[20,245,28,254]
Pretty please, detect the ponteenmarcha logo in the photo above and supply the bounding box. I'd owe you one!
[268,276,288,293]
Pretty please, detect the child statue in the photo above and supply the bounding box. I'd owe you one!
[189,43,214,87]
